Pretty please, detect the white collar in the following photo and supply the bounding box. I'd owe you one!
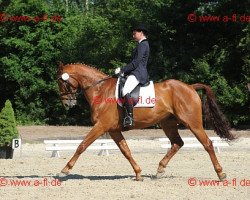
[139,37,147,43]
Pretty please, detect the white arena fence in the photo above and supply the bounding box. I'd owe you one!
[159,137,229,153]
[44,139,119,157]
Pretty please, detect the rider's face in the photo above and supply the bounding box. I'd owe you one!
[132,30,144,42]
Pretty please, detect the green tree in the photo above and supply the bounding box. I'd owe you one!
[0,0,248,127]
[0,0,65,124]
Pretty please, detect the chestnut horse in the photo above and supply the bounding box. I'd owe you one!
[57,63,235,181]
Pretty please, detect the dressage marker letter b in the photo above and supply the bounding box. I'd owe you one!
[12,139,21,149]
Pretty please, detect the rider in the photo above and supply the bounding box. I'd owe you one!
[115,24,150,127]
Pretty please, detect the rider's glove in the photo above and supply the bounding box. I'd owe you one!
[115,67,124,77]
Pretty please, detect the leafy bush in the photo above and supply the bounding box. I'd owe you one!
[0,100,19,146]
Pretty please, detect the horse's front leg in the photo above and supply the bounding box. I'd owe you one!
[109,131,142,181]
[60,124,105,176]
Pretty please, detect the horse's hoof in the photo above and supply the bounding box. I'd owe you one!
[218,172,227,181]
[156,170,165,179]
[135,177,144,182]
[57,171,69,178]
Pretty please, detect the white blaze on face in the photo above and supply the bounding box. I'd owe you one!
[61,73,70,80]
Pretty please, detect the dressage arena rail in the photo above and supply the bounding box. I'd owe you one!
[44,137,229,157]
[159,137,229,153]
[44,139,119,157]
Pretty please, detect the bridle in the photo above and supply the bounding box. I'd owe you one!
[57,74,113,100]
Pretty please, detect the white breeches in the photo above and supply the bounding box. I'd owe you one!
[122,75,140,96]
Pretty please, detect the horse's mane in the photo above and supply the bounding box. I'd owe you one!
[63,62,107,76]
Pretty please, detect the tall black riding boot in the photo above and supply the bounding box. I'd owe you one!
[123,93,134,127]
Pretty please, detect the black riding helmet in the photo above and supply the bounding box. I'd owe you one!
[132,24,148,35]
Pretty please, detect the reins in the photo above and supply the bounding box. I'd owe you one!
[83,75,114,90]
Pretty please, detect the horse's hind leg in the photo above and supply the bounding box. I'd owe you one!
[156,117,184,178]
[188,124,226,181]
[109,131,142,181]
[177,103,226,181]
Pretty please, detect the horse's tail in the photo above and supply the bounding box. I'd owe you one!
[192,83,235,141]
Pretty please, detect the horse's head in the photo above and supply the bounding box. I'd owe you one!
[57,62,111,109]
[57,63,79,108]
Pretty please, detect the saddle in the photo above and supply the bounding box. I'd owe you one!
[115,76,155,108]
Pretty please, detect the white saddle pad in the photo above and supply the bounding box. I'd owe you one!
[115,78,156,108]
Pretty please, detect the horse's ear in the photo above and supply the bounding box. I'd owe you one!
[57,61,64,74]
[59,61,64,70]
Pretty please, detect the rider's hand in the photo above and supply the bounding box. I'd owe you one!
[115,67,124,77]
[115,67,121,75]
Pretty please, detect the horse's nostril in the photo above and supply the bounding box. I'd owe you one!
[64,103,69,107]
